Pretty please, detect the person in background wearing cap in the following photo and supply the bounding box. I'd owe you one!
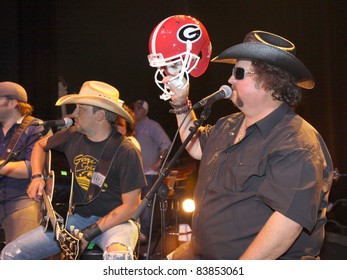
[165,31,333,259]
[1,81,146,260]
[133,99,172,245]
[0,81,46,245]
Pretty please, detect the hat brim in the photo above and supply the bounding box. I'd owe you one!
[56,94,134,125]
[212,43,315,89]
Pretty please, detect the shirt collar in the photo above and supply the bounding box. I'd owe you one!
[16,115,26,124]
[255,103,291,138]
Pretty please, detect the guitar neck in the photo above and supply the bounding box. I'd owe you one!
[42,188,57,229]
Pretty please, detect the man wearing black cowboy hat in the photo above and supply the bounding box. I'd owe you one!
[1,81,146,260]
[165,30,333,259]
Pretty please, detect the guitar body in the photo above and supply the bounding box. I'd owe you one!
[40,151,64,232]
[40,150,81,260]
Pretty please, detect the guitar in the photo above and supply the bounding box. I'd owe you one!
[55,223,82,260]
[40,169,64,233]
[40,150,82,260]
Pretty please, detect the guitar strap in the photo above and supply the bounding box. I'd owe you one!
[75,131,128,207]
[0,115,35,161]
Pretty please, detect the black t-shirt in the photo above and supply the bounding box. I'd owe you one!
[45,127,146,217]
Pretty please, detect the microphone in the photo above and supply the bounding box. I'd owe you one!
[31,117,73,128]
[192,85,232,110]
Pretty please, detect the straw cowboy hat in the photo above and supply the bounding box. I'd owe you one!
[56,80,134,124]
[212,30,315,89]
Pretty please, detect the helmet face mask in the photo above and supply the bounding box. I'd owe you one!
[149,52,197,100]
[153,63,189,100]
[148,15,212,100]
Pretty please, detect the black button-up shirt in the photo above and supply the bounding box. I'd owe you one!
[191,103,333,259]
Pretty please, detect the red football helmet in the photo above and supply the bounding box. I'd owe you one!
[148,15,212,100]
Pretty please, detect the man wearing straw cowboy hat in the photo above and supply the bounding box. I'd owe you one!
[164,30,333,259]
[1,80,146,260]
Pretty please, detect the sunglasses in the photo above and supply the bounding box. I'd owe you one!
[232,67,255,80]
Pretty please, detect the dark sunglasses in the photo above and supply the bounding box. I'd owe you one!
[232,67,255,80]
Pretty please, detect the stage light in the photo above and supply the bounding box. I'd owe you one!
[182,199,195,213]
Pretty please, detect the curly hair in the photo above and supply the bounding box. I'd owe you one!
[251,59,302,107]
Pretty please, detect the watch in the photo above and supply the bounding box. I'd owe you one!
[31,174,44,180]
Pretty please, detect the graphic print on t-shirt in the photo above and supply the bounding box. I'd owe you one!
[73,154,98,191]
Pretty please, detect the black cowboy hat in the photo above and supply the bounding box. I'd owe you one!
[212,30,314,89]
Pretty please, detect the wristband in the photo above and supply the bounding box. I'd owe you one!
[81,223,102,242]
[169,99,192,115]
[31,174,44,180]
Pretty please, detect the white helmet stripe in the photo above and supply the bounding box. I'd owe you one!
[150,16,173,54]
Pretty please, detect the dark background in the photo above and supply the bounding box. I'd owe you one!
[1,0,346,200]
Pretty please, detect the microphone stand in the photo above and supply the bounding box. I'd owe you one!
[131,105,211,259]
